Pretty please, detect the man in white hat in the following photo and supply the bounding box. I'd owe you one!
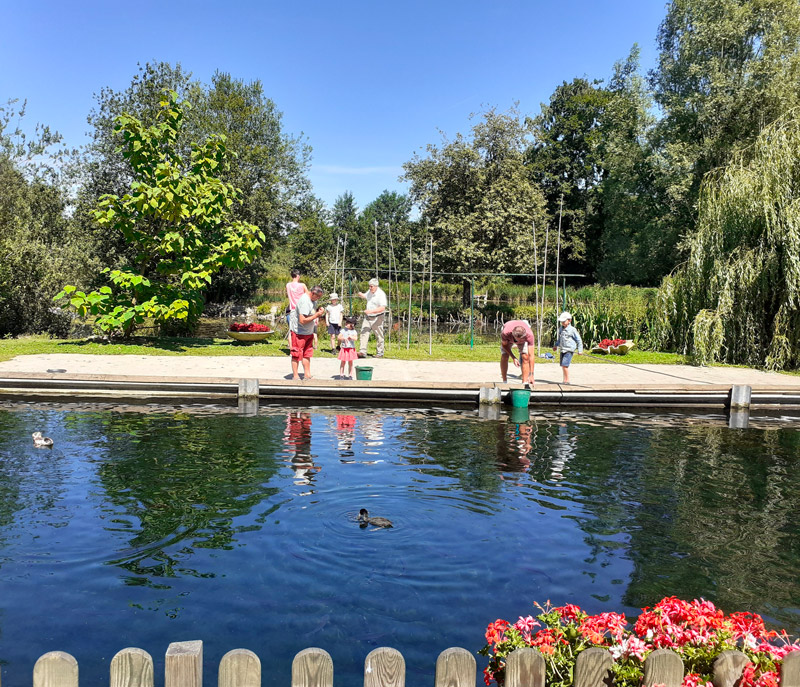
[356,277,387,358]
[325,292,344,352]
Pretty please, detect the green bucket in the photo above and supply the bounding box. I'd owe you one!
[355,366,374,381]
[509,388,531,408]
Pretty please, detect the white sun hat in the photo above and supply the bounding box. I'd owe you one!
[558,311,572,323]
[329,292,339,299]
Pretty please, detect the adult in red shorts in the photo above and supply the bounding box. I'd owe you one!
[290,285,326,380]
[500,319,535,385]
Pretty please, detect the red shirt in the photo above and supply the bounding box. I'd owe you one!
[501,320,535,347]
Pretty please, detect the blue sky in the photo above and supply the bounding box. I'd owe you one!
[2,0,667,211]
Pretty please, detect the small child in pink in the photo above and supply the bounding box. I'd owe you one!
[338,317,358,378]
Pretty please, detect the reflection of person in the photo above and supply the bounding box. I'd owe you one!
[285,269,310,327]
[338,316,358,378]
[326,293,344,351]
[284,411,318,485]
[356,278,387,358]
[553,311,583,385]
[335,414,357,457]
[290,285,326,380]
[500,320,535,385]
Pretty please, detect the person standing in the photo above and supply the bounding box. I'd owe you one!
[325,292,344,351]
[553,311,583,384]
[285,269,309,327]
[290,285,326,380]
[500,319,535,385]
[356,277,387,358]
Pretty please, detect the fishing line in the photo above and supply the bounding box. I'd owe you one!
[579,351,716,385]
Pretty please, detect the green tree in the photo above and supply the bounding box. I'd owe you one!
[596,47,664,285]
[360,190,415,274]
[527,79,611,274]
[650,0,800,242]
[403,107,547,276]
[288,196,335,276]
[77,63,311,302]
[653,111,800,370]
[56,93,264,335]
[0,100,94,336]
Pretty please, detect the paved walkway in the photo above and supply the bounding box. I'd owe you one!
[0,353,798,389]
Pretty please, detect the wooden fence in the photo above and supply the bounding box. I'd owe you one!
[26,641,800,687]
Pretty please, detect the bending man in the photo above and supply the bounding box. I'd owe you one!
[500,319,535,385]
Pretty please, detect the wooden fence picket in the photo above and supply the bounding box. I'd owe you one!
[111,648,154,687]
[166,640,203,687]
[574,647,613,687]
[712,650,749,687]
[505,647,545,687]
[434,647,475,687]
[364,647,405,687]
[219,649,260,687]
[643,648,683,687]
[33,651,78,687]
[782,650,800,687]
[291,648,333,687]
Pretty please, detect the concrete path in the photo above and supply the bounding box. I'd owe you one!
[0,353,798,389]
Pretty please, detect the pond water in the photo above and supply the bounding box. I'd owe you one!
[0,403,799,686]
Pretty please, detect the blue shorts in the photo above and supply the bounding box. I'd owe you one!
[559,351,574,367]
[327,323,341,335]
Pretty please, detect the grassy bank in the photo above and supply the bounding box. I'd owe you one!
[0,334,688,365]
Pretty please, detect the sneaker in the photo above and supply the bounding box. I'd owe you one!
[374,354,383,358]
[357,352,367,358]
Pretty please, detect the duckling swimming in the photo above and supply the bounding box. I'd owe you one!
[32,432,53,448]
[358,508,393,528]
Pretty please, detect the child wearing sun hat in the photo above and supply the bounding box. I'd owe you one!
[325,292,344,351]
[553,311,583,385]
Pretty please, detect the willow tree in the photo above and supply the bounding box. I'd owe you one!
[654,112,800,369]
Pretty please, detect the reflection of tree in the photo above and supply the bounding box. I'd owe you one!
[620,426,800,630]
[66,411,284,588]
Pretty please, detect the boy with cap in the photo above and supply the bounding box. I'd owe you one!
[356,278,388,358]
[325,292,344,352]
[553,311,583,384]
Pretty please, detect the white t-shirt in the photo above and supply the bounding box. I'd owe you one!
[326,303,344,326]
[364,288,387,315]
[339,328,357,349]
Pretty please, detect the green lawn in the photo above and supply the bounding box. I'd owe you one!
[0,334,689,365]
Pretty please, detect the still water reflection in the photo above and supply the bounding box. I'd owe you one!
[0,403,798,687]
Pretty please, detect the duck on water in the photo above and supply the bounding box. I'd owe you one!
[358,509,393,528]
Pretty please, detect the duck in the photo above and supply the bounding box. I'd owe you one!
[32,432,54,448]
[358,508,393,528]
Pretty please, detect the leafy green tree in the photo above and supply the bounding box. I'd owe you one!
[650,0,800,241]
[360,190,415,273]
[331,191,366,270]
[653,111,800,370]
[0,100,94,336]
[527,79,611,273]
[77,63,311,302]
[403,107,547,276]
[596,47,664,285]
[56,93,264,335]
[288,195,335,276]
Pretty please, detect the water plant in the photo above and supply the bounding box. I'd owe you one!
[479,598,799,687]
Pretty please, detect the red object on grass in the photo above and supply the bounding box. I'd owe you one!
[229,322,272,332]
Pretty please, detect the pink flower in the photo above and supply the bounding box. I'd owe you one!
[514,615,540,634]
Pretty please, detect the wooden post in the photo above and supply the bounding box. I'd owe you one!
[712,650,749,687]
[364,647,405,687]
[219,649,260,687]
[292,648,333,687]
[574,647,613,687]
[781,650,800,687]
[111,648,154,687]
[643,649,683,687]
[165,640,202,687]
[33,652,78,687]
[434,648,475,687]
[505,648,545,687]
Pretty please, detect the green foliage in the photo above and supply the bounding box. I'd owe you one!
[0,100,94,337]
[56,93,265,336]
[654,111,800,369]
[403,107,548,274]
